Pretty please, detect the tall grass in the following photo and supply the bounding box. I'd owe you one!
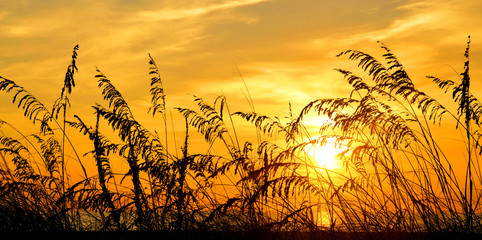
[272,37,482,232]
[0,38,481,234]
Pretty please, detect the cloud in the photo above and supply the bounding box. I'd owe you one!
[5,25,36,37]
[348,0,455,41]
[134,0,269,22]
[339,0,482,49]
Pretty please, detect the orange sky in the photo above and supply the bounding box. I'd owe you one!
[1,0,482,177]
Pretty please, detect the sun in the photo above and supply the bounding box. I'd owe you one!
[307,140,342,170]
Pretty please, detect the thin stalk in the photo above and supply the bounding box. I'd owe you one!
[127,137,145,230]
[462,43,473,229]
[61,105,67,195]
[176,116,190,230]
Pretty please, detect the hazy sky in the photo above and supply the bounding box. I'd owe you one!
[0,0,482,138]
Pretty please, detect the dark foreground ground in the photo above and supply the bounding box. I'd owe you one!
[3,231,482,240]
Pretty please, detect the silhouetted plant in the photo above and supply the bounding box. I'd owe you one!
[0,45,87,231]
[1,39,482,235]
[246,36,482,232]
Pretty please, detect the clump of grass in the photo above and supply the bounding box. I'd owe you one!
[0,38,481,235]
[243,36,482,232]
[0,45,85,231]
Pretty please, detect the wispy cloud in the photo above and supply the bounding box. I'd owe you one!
[134,0,269,22]
[349,0,455,41]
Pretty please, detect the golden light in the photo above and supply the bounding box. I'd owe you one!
[307,138,343,170]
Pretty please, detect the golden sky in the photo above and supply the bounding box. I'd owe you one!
[1,0,482,153]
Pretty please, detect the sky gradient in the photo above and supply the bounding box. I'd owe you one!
[0,0,482,157]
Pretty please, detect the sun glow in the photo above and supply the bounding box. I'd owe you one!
[307,139,343,170]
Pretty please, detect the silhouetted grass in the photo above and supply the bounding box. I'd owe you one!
[0,38,481,238]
